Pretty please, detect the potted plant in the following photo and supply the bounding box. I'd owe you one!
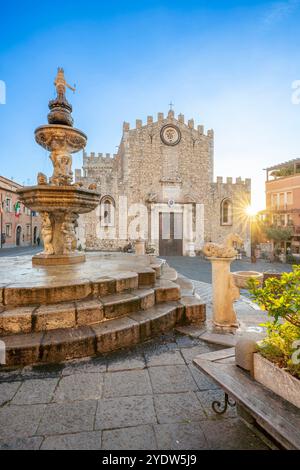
[248,267,300,408]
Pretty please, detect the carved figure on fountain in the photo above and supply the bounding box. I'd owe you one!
[37,172,48,185]
[49,149,73,186]
[61,214,77,254]
[41,212,54,255]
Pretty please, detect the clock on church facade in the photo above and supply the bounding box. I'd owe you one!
[160,124,181,146]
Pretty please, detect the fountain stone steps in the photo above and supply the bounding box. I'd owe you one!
[0,279,183,336]
[0,268,158,308]
[0,256,206,366]
[2,299,206,366]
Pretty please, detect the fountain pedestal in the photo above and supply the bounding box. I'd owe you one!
[210,257,240,329]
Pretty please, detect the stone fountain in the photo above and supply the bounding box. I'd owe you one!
[18,68,100,265]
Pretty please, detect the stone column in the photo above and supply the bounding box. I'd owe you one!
[210,257,240,329]
[187,241,196,257]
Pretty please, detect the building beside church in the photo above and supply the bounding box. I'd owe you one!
[264,158,300,256]
[0,175,41,249]
[75,109,251,256]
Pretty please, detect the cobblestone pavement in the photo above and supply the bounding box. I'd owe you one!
[0,246,42,257]
[162,256,292,284]
[0,330,269,450]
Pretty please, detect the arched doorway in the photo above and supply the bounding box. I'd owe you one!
[33,226,37,245]
[16,226,22,246]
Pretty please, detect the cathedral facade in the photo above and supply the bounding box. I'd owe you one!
[75,109,251,256]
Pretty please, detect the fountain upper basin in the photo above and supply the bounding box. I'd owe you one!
[18,185,100,214]
[35,124,87,153]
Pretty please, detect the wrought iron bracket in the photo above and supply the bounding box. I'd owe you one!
[212,392,236,415]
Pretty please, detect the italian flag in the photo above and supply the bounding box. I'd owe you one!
[14,201,21,217]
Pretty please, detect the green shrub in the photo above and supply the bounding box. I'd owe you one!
[249,266,300,379]
[257,323,300,378]
[248,266,300,327]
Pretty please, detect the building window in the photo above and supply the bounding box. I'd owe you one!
[287,192,292,205]
[5,198,11,212]
[100,196,115,227]
[220,199,232,225]
[5,224,12,237]
[271,193,278,208]
[279,193,284,208]
[26,225,31,237]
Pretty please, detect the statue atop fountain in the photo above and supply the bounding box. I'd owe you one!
[18,68,100,265]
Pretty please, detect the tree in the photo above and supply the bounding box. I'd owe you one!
[264,225,293,243]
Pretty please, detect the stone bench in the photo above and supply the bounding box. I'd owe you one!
[193,348,300,450]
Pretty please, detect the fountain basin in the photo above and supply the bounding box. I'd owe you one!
[18,185,100,214]
[232,271,263,289]
[35,124,87,153]
[18,185,100,266]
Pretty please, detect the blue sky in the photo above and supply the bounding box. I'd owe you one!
[1,0,300,210]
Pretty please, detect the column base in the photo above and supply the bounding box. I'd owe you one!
[213,321,239,333]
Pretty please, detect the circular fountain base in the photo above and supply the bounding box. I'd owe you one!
[0,253,207,367]
[32,251,86,266]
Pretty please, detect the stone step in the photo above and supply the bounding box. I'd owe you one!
[179,296,206,324]
[174,276,195,296]
[1,301,193,366]
[0,289,156,335]
[154,279,181,303]
[1,269,157,308]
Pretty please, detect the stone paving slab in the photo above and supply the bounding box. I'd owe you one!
[41,431,102,450]
[0,331,270,450]
[0,381,21,405]
[200,418,269,450]
[103,370,152,398]
[145,349,185,367]
[61,356,107,375]
[107,350,145,371]
[154,392,206,424]
[0,436,43,450]
[53,373,103,402]
[149,365,198,394]
[102,425,157,450]
[0,404,46,439]
[37,400,97,435]
[96,396,157,430]
[154,422,208,450]
[12,377,58,405]
[188,363,220,391]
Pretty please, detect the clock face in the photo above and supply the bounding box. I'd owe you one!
[160,124,181,146]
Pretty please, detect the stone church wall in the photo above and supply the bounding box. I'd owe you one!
[75,111,251,255]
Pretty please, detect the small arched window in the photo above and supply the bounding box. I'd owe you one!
[100,196,115,227]
[220,199,233,226]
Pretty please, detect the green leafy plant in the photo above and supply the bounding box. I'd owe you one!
[248,267,300,327]
[248,267,300,379]
[263,225,293,243]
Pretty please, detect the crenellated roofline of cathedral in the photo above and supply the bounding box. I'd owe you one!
[213,176,251,188]
[121,109,214,138]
